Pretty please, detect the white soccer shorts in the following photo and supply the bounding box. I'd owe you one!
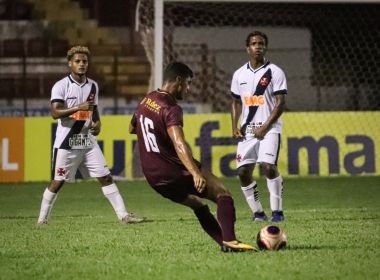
[236,133,281,168]
[52,143,110,182]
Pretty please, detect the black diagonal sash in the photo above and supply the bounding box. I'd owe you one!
[59,82,96,149]
[87,83,96,102]
[240,68,272,135]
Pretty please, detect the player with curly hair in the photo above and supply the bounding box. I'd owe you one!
[37,46,144,225]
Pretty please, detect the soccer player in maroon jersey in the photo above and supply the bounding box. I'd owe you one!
[130,62,256,252]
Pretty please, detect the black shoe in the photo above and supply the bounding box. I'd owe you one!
[252,211,268,222]
[271,211,285,222]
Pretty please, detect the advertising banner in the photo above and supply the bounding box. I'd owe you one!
[0,118,24,182]
[0,112,378,182]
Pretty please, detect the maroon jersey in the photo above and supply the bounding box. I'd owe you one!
[133,90,191,186]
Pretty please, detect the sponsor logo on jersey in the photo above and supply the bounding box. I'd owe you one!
[243,95,265,106]
[68,134,92,148]
[143,98,161,113]
[70,111,92,120]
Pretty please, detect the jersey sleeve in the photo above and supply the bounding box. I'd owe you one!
[50,81,65,103]
[230,70,240,99]
[93,81,99,105]
[272,67,288,95]
[164,105,183,128]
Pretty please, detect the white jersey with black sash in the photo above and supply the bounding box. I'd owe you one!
[51,75,99,150]
[230,61,287,138]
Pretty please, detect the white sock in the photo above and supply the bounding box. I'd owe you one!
[102,183,128,220]
[37,188,57,223]
[267,175,283,211]
[241,181,264,214]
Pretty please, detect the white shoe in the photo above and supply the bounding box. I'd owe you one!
[121,213,144,224]
[37,220,48,225]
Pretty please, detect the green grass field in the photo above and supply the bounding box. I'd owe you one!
[0,176,379,280]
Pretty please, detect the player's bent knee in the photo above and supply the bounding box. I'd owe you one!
[215,190,232,199]
[48,180,64,193]
[237,166,252,179]
[97,174,113,186]
[262,163,278,179]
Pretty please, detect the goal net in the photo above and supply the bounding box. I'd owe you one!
[136,0,380,112]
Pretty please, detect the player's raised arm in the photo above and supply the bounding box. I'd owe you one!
[167,125,206,192]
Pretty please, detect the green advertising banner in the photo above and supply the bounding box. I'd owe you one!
[0,112,379,182]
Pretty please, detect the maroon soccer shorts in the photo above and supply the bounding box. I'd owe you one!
[151,174,208,203]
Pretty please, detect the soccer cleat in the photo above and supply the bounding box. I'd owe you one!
[252,211,268,222]
[121,213,145,224]
[221,240,258,252]
[37,220,48,225]
[271,211,285,222]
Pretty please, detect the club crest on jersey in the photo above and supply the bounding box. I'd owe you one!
[259,77,269,86]
[57,167,65,176]
[88,92,95,101]
[236,154,242,162]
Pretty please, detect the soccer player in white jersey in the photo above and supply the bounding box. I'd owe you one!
[37,46,144,225]
[230,31,287,222]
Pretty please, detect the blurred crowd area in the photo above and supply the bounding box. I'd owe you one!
[139,1,380,112]
[1,1,380,117]
[0,0,152,117]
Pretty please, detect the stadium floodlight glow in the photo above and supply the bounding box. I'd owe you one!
[150,0,380,90]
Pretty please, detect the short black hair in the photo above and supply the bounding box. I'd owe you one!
[246,31,268,47]
[163,62,193,82]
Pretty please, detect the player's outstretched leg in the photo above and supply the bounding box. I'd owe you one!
[216,195,257,252]
[101,183,144,223]
[37,187,58,225]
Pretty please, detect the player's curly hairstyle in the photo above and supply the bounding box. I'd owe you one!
[66,46,91,61]
[246,31,268,47]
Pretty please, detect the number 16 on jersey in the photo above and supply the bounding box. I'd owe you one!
[139,115,160,153]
